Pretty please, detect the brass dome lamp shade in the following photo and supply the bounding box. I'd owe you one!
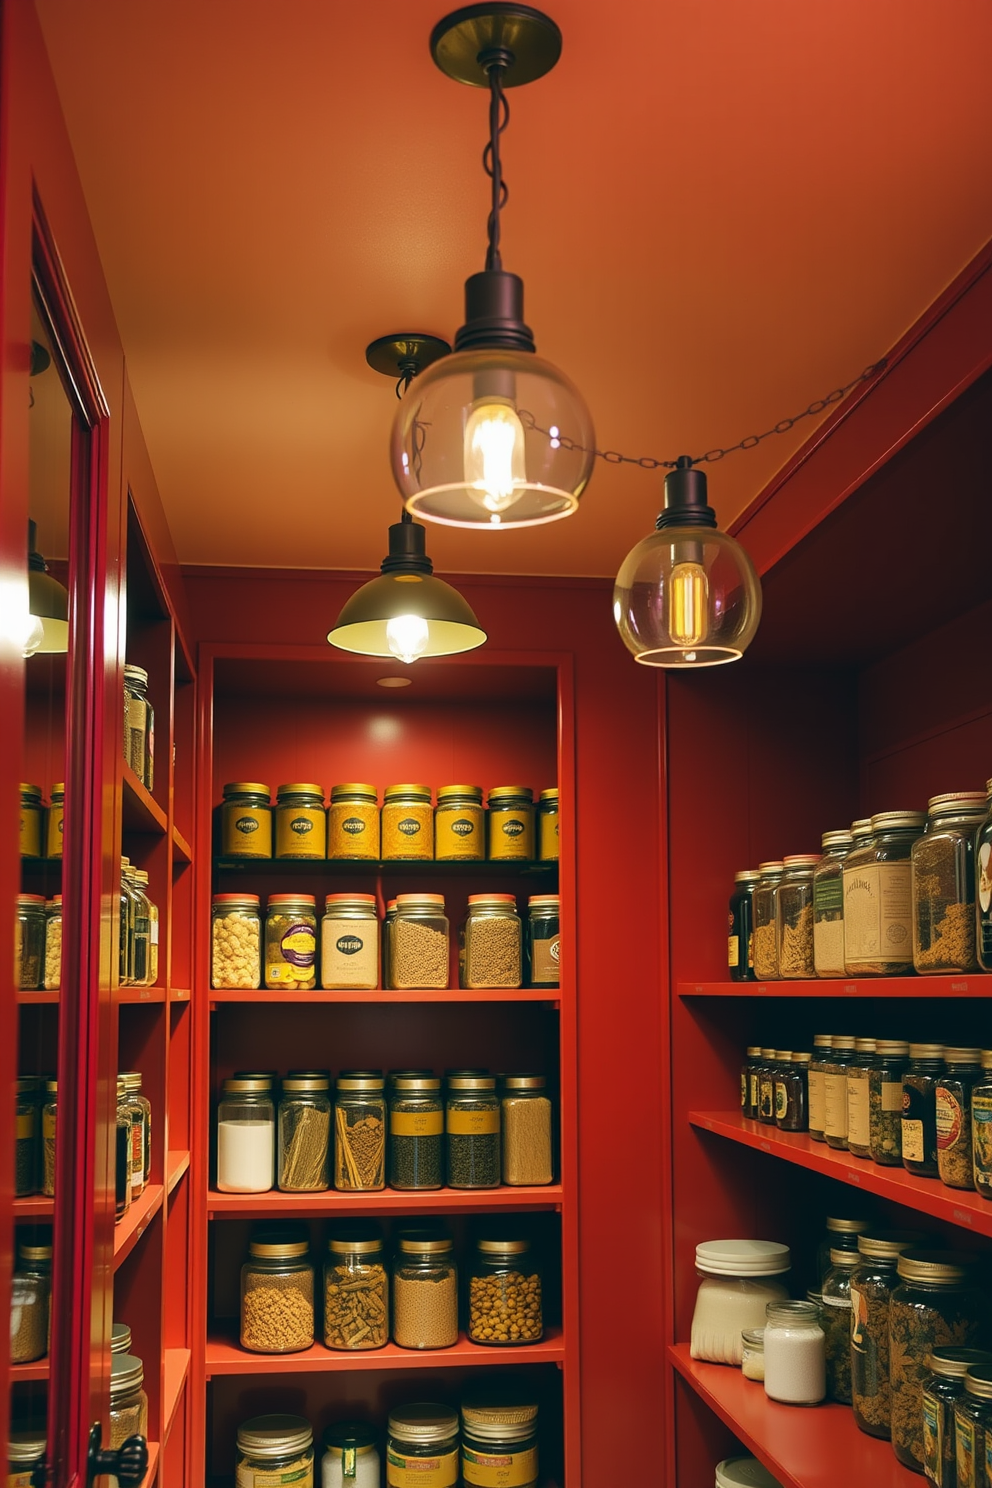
[25,519,69,657]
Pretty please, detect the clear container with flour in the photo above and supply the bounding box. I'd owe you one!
[690,1240,790,1365]
[217,1076,275,1192]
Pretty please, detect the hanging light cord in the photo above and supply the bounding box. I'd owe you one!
[481,53,511,271]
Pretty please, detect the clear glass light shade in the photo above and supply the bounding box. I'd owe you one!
[390,348,595,528]
[327,572,487,662]
[613,525,762,668]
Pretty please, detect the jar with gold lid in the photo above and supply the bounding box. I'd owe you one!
[389,895,449,989]
[279,1072,331,1192]
[238,1415,314,1488]
[109,1352,148,1448]
[775,854,820,979]
[538,787,559,861]
[328,783,380,859]
[46,782,64,858]
[487,787,534,861]
[382,784,433,860]
[813,830,854,977]
[7,1430,46,1488]
[221,782,273,858]
[912,791,986,974]
[468,1236,543,1345]
[275,783,326,859]
[19,784,43,859]
[321,894,379,989]
[435,784,484,861]
[16,1076,38,1197]
[16,894,45,990]
[844,810,926,975]
[461,895,522,989]
[10,1236,51,1363]
[265,895,317,990]
[461,1394,539,1488]
[212,893,262,989]
[241,1227,315,1353]
[123,664,154,789]
[751,861,784,980]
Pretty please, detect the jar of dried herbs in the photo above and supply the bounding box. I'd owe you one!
[869,1038,910,1166]
[389,1074,443,1190]
[526,895,559,988]
[538,786,559,861]
[850,1229,929,1439]
[10,1237,51,1363]
[461,894,522,989]
[241,1228,315,1353]
[46,780,64,858]
[328,782,379,860]
[502,1074,553,1185]
[812,830,854,977]
[487,786,535,861]
[392,1233,458,1349]
[109,1353,148,1448]
[278,1072,331,1192]
[956,1367,992,1488]
[777,1052,810,1132]
[446,1073,500,1188]
[823,1034,856,1150]
[16,894,45,990]
[324,1229,388,1350]
[435,784,484,861]
[389,895,449,990]
[41,1078,57,1196]
[846,1038,877,1159]
[728,870,760,982]
[468,1237,543,1345]
[936,1048,983,1191]
[19,783,43,858]
[265,894,317,990]
[382,784,434,860]
[751,861,784,980]
[821,1247,859,1403]
[742,1046,762,1119]
[913,792,985,974]
[903,1043,947,1178]
[321,894,379,989]
[335,1072,385,1191]
[768,1052,793,1127]
[973,1050,992,1200]
[237,1415,314,1488]
[808,1035,833,1142]
[775,854,819,978]
[220,782,273,858]
[756,1049,778,1126]
[923,1349,992,1488]
[890,1251,985,1472]
[16,1076,38,1197]
[844,810,926,975]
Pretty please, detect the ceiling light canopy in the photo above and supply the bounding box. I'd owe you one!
[25,519,69,657]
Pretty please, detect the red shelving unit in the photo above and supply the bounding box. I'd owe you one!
[679,974,992,999]
[205,1326,566,1376]
[207,1184,563,1217]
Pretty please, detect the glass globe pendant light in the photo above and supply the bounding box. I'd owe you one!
[613,457,762,668]
[390,5,595,528]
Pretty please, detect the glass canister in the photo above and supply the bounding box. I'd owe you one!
[461,1395,539,1488]
[386,1405,459,1488]
[121,1071,151,1197]
[487,786,535,861]
[382,899,397,988]
[913,792,986,974]
[777,1052,810,1132]
[775,854,819,978]
[936,1048,983,1191]
[846,1038,877,1159]
[923,1349,992,1488]
[133,871,157,985]
[728,870,760,982]
[389,895,449,990]
[240,1227,315,1353]
[762,1300,826,1406]
[328,782,380,860]
[123,664,154,789]
[46,781,64,857]
[757,1049,778,1126]
[742,1046,762,1120]
[238,1416,314,1488]
[275,783,326,859]
[903,1043,947,1178]
[388,1074,444,1190]
[119,859,135,987]
[41,1078,57,1196]
[212,893,262,990]
[869,1038,910,1166]
[15,894,45,990]
[19,783,43,859]
[851,1229,929,1439]
[381,784,434,860]
[265,895,317,991]
[978,777,992,971]
[278,1072,331,1192]
[690,1240,791,1365]
[813,830,854,977]
[461,895,522,989]
[321,894,379,990]
[392,1233,459,1349]
[220,782,273,859]
[468,1237,543,1346]
[538,786,559,861]
[322,1423,379,1488]
[768,1053,793,1126]
[973,1049,992,1199]
[807,1035,833,1142]
[109,1353,148,1448]
[217,1076,275,1193]
[10,1237,51,1363]
[114,1076,132,1222]
[7,1430,46,1488]
[821,1247,860,1403]
[816,1215,872,1287]
[952,1366,992,1488]
[843,810,927,975]
[526,895,559,988]
[44,896,62,992]
[435,784,484,861]
[446,1073,500,1188]
[324,1230,388,1350]
[16,1076,38,1197]
[124,865,150,987]
[502,1074,553,1186]
[741,1327,765,1381]
[822,1034,856,1150]
[751,862,785,980]
[334,1072,386,1191]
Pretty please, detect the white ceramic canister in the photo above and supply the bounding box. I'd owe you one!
[690,1240,791,1365]
[715,1457,786,1488]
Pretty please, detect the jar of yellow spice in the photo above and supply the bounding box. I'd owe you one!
[328,783,380,860]
[435,785,484,861]
[275,784,327,859]
[382,784,433,860]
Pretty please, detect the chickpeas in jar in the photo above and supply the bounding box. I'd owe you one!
[212,894,262,990]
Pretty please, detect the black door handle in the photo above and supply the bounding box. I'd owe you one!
[87,1424,148,1487]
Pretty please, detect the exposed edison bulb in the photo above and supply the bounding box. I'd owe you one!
[464,400,526,514]
[385,613,430,665]
[669,560,709,650]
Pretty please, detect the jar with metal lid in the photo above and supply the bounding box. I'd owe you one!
[19,783,43,858]
[953,1366,992,1488]
[525,895,559,988]
[321,894,379,990]
[10,1237,51,1363]
[913,792,986,973]
[133,871,158,985]
[389,1074,443,1190]
[487,786,534,861]
[16,1076,38,1197]
[807,1035,833,1141]
[386,1405,459,1488]
[120,1072,151,1196]
[123,664,154,788]
[923,1350,992,1487]
[46,781,64,858]
[212,894,262,990]
[775,854,819,978]
[124,865,150,987]
[328,783,380,860]
[389,894,449,989]
[392,1233,458,1349]
[845,1038,877,1158]
[275,783,326,859]
[729,870,760,982]
[973,1050,992,1199]
[502,1074,553,1185]
[690,1240,791,1365]
[111,1321,132,1354]
[763,1299,825,1406]
[119,859,135,987]
[813,830,854,976]
[382,784,433,860]
[109,1352,148,1448]
[334,1072,385,1191]
[382,899,398,987]
[850,1230,929,1438]
[241,1227,314,1353]
[435,784,484,861]
[715,1459,785,1488]
[324,1229,388,1350]
[41,1079,57,1196]
[218,1076,275,1192]
[741,1046,762,1119]
[869,1038,910,1165]
[822,1034,856,1150]
[220,783,273,858]
[7,1430,46,1488]
[461,1394,539,1488]
[279,1072,331,1192]
[446,1073,500,1188]
[816,1215,872,1287]
[777,1052,810,1133]
[115,1076,132,1222]
[741,1327,765,1381]
[538,786,558,861]
[936,1048,983,1190]
[767,1052,793,1127]
[821,1247,859,1402]
[468,1237,543,1345]
[843,810,927,974]
[238,1415,314,1488]
[461,894,522,988]
[265,894,317,990]
[903,1043,947,1177]
[16,894,45,990]
[756,1049,778,1126]
[751,862,784,980]
[43,896,62,992]
[322,1423,379,1488]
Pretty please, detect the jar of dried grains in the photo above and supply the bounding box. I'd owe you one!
[935,1048,983,1191]
[212,894,262,989]
[501,1074,553,1186]
[278,1072,331,1192]
[953,1366,992,1488]
[912,791,986,974]
[123,665,154,789]
[973,1050,992,1199]
[538,787,559,861]
[382,784,433,860]
[869,1038,910,1165]
[16,895,45,990]
[334,1072,385,1191]
[46,781,64,857]
[389,895,449,990]
[41,1079,57,1197]
[434,784,484,861]
[487,787,534,861]
[461,1395,539,1488]
[446,1073,500,1188]
[807,1035,833,1142]
[388,1074,443,1190]
[468,1237,543,1345]
[220,782,273,858]
[43,895,62,991]
[821,1247,859,1403]
[742,1046,762,1119]
[922,1348,992,1488]
[265,895,317,991]
[728,870,760,982]
[10,1237,51,1363]
[850,1230,929,1439]
[751,862,784,980]
[526,895,559,988]
[109,1353,148,1448]
[823,1034,857,1150]
[812,830,854,977]
[846,1038,877,1159]
[324,1230,388,1350]
[241,1228,314,1353]
[217,1076,275,1193]
[386,1406,459,1488]
[461,894,522,989]
[321,894,379,990]
[756,1049,778,1126]
[237,1416,314,1488]
[392,1232,458,1349]
[327,783,380,860]
[903,1043,947,1178]
[775,854,819,978]
[844,810,926,975]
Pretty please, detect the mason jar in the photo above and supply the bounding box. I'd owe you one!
[115,1076,132,1222]
[386,1406,459,1488]
[16,894,45,991]
[321,894,379,990]
[903,1043,947,1178]
[334,1072,385,1191]
[742,1045,762,1120]
[461,895,522,989]
[538,786,559,861]
[327,782,380,860]
[936,1048,983,1191]
[119,859,136,987]
[19,783,43,858]
[265,895,318,991]
[275,783,326,859]
[526,895,559,988]
[487,786,535,861]
[124,865,150,987]
[211,894,261,990]
[823,1034,856,1150]
[220,782,273,858]
[777,1052,810,1133]
[775,854,819,978]
[133,870,158,985]
[461,1395,539,1488]
[278,1072,331,1192]
[41,1078,57,1196]
[728,870,760,982]
[392,1233,458,1349]
[240,1228,314,1353]
[468,1237,543,1346]
[324,1230,388,1350]
[381,784,434,860]
[913,791,985,974]
[46,780,64,858]
[217,1076,275,1193]
[846,1037,877,1159]
[44,895,62,992]
[15,1076,38,1197]
[502,1073,554,1185]
[123,664,154,789]
[751,861,785,980]
[843,810,927,975]
[10,1237,51,1363]
[821,1247,860,1403]
[977,776,992,970]
[446,1073,500,1188]
[816,1215,872,1288]
[952,1366,992,1488]
[237,1415,314,1488]
[869,1038,910,1166]
[322,1423,379,1488]
[389,895,449,990]
[973,1049,992,1200]
[850,1229,928,1439]
[109,1352,148,1448]
[435,784,484,861]
[120,1071,151,1197]
[763,1299,825,1406]
[922,1348,992,1487]
[756,1048,779,1126]
[807,1035,833,1141]
[388,1074,443,1190]
[812,830,853,977]
[382,898,398,989]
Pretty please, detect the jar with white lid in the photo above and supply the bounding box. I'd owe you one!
[690,1239,790,1365]
[321,1422,379,1488]
[715,1457,785,1488]
[763,1300,826,1405]
[238,1414,314,1488]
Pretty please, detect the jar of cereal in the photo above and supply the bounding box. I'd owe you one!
[212,894,261,989]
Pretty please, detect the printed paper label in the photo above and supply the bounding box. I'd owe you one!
[902,1118,925,1164]
[387,1449,458,1488]
[391,1111,444,1136]
[447,1109,500,1135]
[462,1445,538,1487]
[842,862,912,966]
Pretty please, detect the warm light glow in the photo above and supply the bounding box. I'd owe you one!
[669,560,709,649]
[464,401,526,514]
[385,613,430,665]
[22,612,46,658]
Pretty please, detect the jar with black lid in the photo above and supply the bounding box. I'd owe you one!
[903,1043,947,1178]
[843,810,926,975]
[526,895,559,988]
[913,792,985,973]
[756,1048,778,1126]
[388,1074,443,1190]
[850,1229,929,1439]
[446,1073,500,1188]
[487,786,535,861]
[923,1349,992,1487]
[777,1052,810,1132]
[538,786,558,861]
[220,782,272,858]
[808,1034,833,1142]
[823,1034,856,1150]
[461,1394,539,1488]
[973,1049,992,1199]
[846,1037,877,1159]
[776,854,819,978]
[869,1038,910,1166]
[275,783,326,859]
[952,1366,992,1488]
[387,1405,459,1488]
[435,784,484,861]
[936,1048,983,1191]
[751,861,784,980]
[813,830,854,977]
[741,1046,762,1119]
[237,1414,314,1488]
[728,870,760,981]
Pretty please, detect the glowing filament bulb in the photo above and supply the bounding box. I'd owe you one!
[464,401,526,514]
[385,613,430,665]
[669,561,709,649]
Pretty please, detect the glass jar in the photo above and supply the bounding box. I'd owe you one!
[763,1299,825,1405]
[952,1366,992,1488]
[757,1048,778,1126]
[843,810,926,974]
[386,1406,459,1488]
[389,894,449,990]
[846,1037,877,1159]
[7,1431,46,1488]
[44,894,62,991]
[850,1229,929,1439]
[119,859,135,987]
[324,1231,388,1350]
[816,1215,872,1287]
[392,1233,458,1349]
[217,1076,275,1193]
[741,1327,765,1381]
[112,1321,132,1354]
[238,1415,314,1488]
[279,1072,331,1192]
[241,1228,314,1353]
[890,1251,985,1472]
[446,1073,500,1188]
[768,1052,793,1126]
[41,1078,57,1196]
[19,783,43,858]
[487,786,535,861]
[468,1237,543,1346]
[15,894,45,990]
[821,1247,859,1403]
[923,1349,992,1488]
[977,777,992,970]
[124,866,150,987]
[913,792,986,973]
[538,786,559,861]
[525,895,559,988]
[807,1035,833,1142]
[220,782,273,858]
[328,782,380,860]
[742,1045,762,1120]
[389,1074,443,1190]
[973,1049,992,1199]
[109,1353,148,1448]
[869,1038,910,1166]
[812,830,854,977]
[435,784,484,861]
[16,1076,38,1197]
[115,1076,132,1222]
[690,1240,791,1365]
[777,1052,810,1132]
[381,784,433,860]
[322,1423,379,1488]
[212,893,262,990]
[134,871,158,985]
[10,1238,51,1363]
[46,780,64,858]
[461,894,522,989]
[903,1043,947,1178]
[936,1048,983,1191]
[502,1074,553,1185]
[275,782,326,859]
[265,894,317,990]
[334,1072,385,1191]
[461,1395,539,1488]
[823,1034,856,1149]
[123,664,154,789]
[121,1071,151,1197]
[775,854,819,978]
[321,894,379,990]
[751,861,784,980]
[728,870,760,982]
[382,899,397,988]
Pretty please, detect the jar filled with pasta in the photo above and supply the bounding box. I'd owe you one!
[334,1072,386,1191]
[278,1072,331,1192]
[912,791,986,974]
[212,893,262,990]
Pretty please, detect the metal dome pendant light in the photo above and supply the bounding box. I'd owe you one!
[328,336,487,664]
[390,5,595,528]
[613,457,762,668]
[25,519,69,657]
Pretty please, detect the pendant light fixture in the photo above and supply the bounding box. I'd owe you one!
[24,519,69,657]
[613,458,762,668]
[327,336,488,664]
[389,5,594,528]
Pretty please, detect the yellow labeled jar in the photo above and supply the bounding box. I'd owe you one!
[435,785,484,861]
[461,1395,539,1488]
[265,895,317,989]
[221,783,273,858]
[487,787,534,861]
[237,1414,314,1488]
[387,1406,459,1488]
[275,784,326,859]
[382,785,433,860]
[538,787,558,861]
[46,782,64,858]
[19,784,43,859]
[328,783,380,860]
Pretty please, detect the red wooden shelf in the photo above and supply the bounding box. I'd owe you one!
[123,764,168,836]
[163,1348,190,1438]
[10,1357,49,1380]
[689,1111,992,1236]
[679,974,992,998]
[215,857,557,878]
[167,1150,190,1194]
[118,984,166,1004]
[207,1183,563,1218]
[205,1324,565,1376]
[140,1441,160,1488]
[14,1195,54,1218]
[209,988,559,1005]
[114,1182,164,1268]
[17,989,60,1004]
[169,985,191,1003]
[669,1344,918,1488]
[172,824,192,863]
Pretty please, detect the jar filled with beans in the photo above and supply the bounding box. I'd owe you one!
[461,895,522,989]
[392,1232,458,1350]
[265,895,317,991]
[389,895,449,990]
[328,782,380,860]
[324,1229,388,1350]
[381,784,433,860]
[212,894,262,990]
[240,1227,314,1354]
[468,1237,543,1346]
[446,1074,500,1188]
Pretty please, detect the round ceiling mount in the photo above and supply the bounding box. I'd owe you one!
[365,334,451,380]
[430,4,562,87]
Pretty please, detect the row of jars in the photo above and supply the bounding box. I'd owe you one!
[217,1070,553,1194]
[18,781,63,858]
[119,858,159,987]
[212,890,560,991]
[15,894,61,990]
[236,1394,541,1488]
[238,1223,544,1355]
[729,789,992,980]
[221,781,559,863]
[22,1072,152,1210]
[123,662,154,790]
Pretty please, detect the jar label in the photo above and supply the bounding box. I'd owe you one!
[850,1285,868,1353]
[749,1072,761,1113]
[387,1447,458,1488]
[984,1429,992,1488]
[342,816,366,835]
[391,1110,444,1136]
[447,1109,500,1135]
[236,1465,313,1488]
[935,1087,964,1151]
[43,1111,56,1141]
[774,1081,788,1120]
[462,1445,538,1487]
[740,1072,747,1109]
[901,1117,925,1164]
[956,1416,976,1488]
[532,935,559,984]
[336,935,364,956]
[290,816,313,835]
[728,935,739,968]
[814,875,843,914]
[973,1094,992,1180]
[280,924,317,967]
[398,819,421,836]
[236,816,260,834]
[847,1073,871,1148]
[921,1388,944,1485]
[276,809,325,855]
[842,862,913,967]
[9,1472,37,1488]
[881,1077,904,1113]
[502,819,525,837]
[451,818,475,836]
[16,1113,33,1139]
[759,1076,774,1119]
[823,1072,849,1138]
[808,1068,825,1130]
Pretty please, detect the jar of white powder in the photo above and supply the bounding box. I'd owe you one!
[690,1240,790,1365]
[217,1075,275,1192]
[763,1299,826,1405]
